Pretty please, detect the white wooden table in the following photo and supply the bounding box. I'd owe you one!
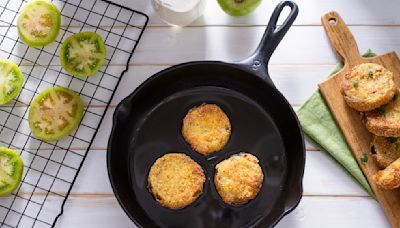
[54,0,399,227]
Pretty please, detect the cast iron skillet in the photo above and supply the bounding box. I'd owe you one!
[107,1,304,227]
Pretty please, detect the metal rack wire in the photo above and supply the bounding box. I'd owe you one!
[0,0,148,227]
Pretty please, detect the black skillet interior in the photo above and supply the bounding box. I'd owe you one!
[107,1,304,228]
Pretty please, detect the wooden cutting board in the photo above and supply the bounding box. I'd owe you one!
[319,11,400,228]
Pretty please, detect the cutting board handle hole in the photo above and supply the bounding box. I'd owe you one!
[328,18,337,25]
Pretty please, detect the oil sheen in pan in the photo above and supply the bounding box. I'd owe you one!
[128,86,287,228]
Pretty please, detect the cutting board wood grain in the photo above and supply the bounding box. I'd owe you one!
[319,11,400,228]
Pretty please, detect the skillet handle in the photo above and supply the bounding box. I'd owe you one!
[241,1,298,84]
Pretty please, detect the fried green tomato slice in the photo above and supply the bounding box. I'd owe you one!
[18,0,61,47]
[29,86,84,141]
[148,153,205,209]
[60,32,106,77]
[182,103,231,156]
[364,89,400,137]
[0,147,24,196]
[0,59,24,105]
[341,63,396,112]
[371,135,400,168]
[373,156,400,190]
[214,152,263,205]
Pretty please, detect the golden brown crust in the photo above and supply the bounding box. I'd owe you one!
[147,153,205,209]
[371,135,400,168]
[364,89,400,137]
[182,103,231,155]
[373,157,400,190]
[341,63,396,111]
[214,153,264,205]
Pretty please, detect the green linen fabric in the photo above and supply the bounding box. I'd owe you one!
[297,50,376,197]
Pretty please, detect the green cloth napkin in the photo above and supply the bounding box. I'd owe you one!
[297,50,376,197]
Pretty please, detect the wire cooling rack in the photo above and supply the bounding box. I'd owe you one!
[0,0,148,227]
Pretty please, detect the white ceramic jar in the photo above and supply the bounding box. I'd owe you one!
[151,0,207,26]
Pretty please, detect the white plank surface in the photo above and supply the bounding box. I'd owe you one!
[1,0,398,227]
[133,26,400,65]
[55,196,390,228]
[117,0,400,26]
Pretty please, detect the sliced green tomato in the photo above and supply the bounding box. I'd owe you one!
[0,59,24,105]
[60,32,106,77]
[17,0,61,47]
[0,147,24,196]
[29,86,84,141]
[217,0,262,16]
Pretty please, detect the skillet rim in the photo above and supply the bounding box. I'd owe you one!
[107,60,306,228]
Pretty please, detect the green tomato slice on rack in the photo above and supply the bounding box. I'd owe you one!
[0,147,24,196]
[17,0,61,47]
[29,86,84,142]
[0,59,24,105]
[60,32,107,77]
